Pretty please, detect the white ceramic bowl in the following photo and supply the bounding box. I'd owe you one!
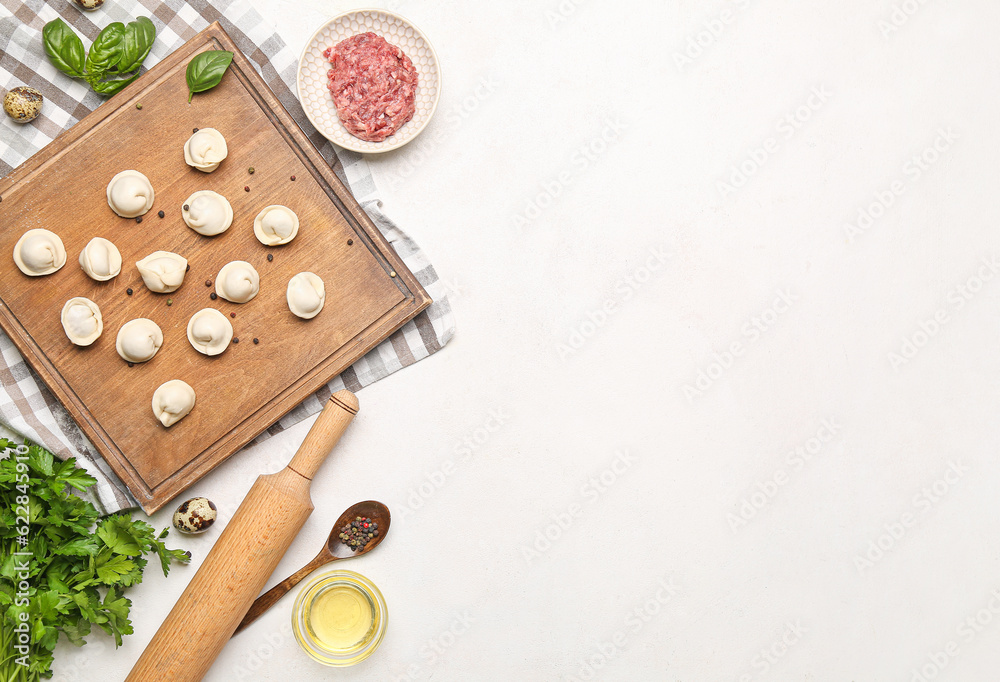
[297,9,441,154]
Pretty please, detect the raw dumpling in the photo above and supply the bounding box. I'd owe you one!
[216,261,259,303]
[186,308,233,355]
[61,297,103,346]
[116,318,163,363]
[107,170,154,218]
[253,205,299,246]
[182,190,233,236]
[286,272,325,319]
[152,380,195,427]
[13,229,66,276]
[183,128,228,173]
[78,237,122,281]
[136,251,187,293]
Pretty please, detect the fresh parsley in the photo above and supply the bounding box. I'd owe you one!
[0,439,190,681]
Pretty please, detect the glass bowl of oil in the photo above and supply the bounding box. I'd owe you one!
[292,570,387,666]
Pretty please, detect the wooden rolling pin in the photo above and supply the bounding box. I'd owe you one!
[126,390,359,681]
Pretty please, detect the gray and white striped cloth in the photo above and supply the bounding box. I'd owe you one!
[0,0,454,514]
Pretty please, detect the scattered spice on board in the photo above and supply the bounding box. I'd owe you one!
[166,298,173,306]
[230,312,236,318]
[205,279,212,287]
[158,210,165,218]
[244,186,250,192]
[248,167,255,174]
[135,216,142,224]
[253,338,259,345]
[193,127,199,133]
[340,516,378,551]
[136,103,143,110]
[210,292,217,300]
[183,204,189,211]
[232,337,239,344]
[267,253,273,262]
[347,239,353,246]
[126,288,133,296]
[127,362,134,367]
[290,175,296,181]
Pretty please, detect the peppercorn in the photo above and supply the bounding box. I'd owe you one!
[210,292,217,300]
[253,338,259,345]
[205,279,212,287]
[193,127,199,133]
[166,298,173,306]
[230,312,236,318]
[136,103,142,110]
[290,175,296,181]
[267,253,273,262]
[158,210,165,218]
[183,204,189,211]
[126,288,133,296]
[244,186,250,192]
[127,362,134,368]
[248,167,255,174]
[232,337,239,344]
[135,216,142,224]
[347,239,353,246]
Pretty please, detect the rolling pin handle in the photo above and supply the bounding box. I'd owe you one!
[287,390,359,481]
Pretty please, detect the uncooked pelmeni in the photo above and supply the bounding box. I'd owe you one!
[106,170,154,218]
[12,229,66,276]
[60,297,103,346]
[253,205,299,246]
[186,308,234,356]
[78,237,122,281]
[136,251,188,293]
[152,380,196,427]
[116,318,162,363]
[183,128,228,173]
[182,190,233,236]
[215,261,260,303]
[286,272,325,319]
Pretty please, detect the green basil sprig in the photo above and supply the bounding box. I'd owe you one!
[42,17,156,98]
[185,50,234,102]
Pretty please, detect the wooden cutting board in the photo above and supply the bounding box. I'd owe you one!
[0,23,430,513]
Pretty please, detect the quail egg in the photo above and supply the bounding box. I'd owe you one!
[3,86,43,124]
[172,496,218,534]
[71,0,106,9]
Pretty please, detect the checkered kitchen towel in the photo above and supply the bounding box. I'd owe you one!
[0,0,454,514]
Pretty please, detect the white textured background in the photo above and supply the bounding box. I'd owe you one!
[58,1,1000,680]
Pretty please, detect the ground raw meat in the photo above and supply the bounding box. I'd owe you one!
[322,32,418,143]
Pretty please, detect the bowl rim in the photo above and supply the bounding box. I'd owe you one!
[296,8,442,154]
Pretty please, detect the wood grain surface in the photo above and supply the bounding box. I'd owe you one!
[0,24,430,513]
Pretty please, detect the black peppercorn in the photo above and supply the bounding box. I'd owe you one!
[267,253,273,262]
[158,210,165,218]
[253,338,259,345]
[135,216,142,224]
[210,292,217,300]
[183,204,189,211]
[126,288,133,296]
[233,337,239,344]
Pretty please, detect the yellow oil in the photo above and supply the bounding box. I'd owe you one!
[307,583,376,651]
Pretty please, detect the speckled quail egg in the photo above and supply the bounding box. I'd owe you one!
[3,86,43,123]
[172,497,218,534]
[71,0,106,9]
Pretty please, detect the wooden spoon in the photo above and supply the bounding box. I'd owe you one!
[233,499,390,636]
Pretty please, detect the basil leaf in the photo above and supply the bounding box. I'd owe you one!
[117,16,156,74]
[85,22,125,80]
[185,50,233,103]
[90,72,141,97]
[42,19,86,80]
